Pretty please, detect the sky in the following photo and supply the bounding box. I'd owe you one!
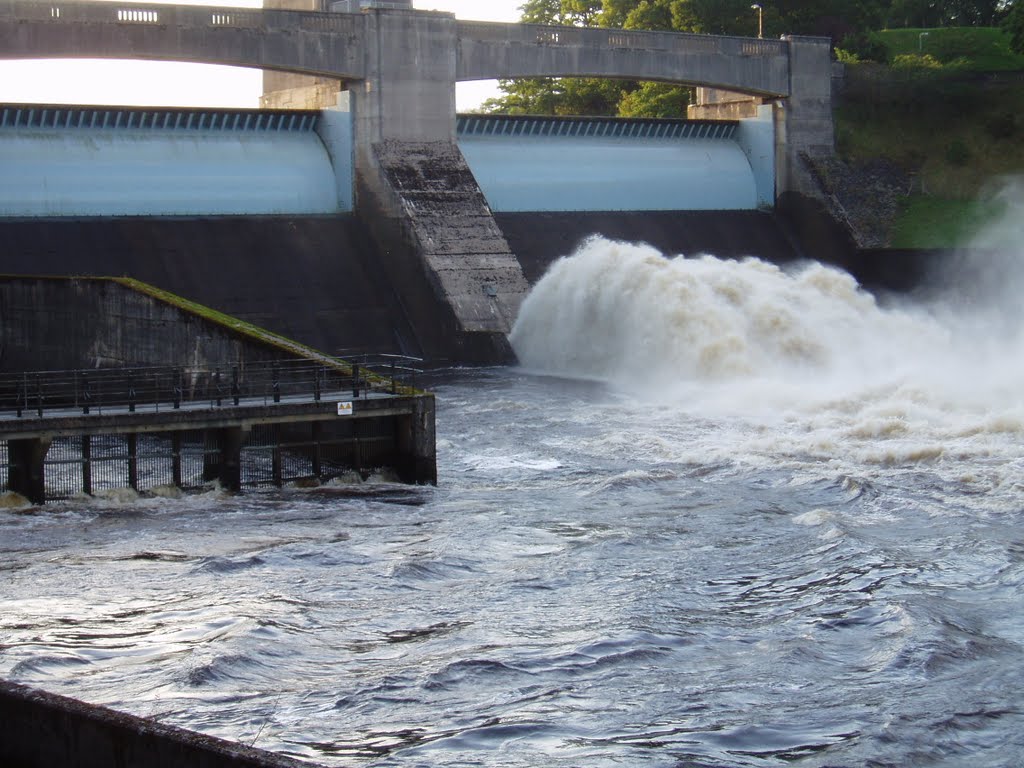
[0,0,523,110]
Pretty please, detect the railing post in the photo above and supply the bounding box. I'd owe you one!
[128,372,136,413]
[173,368,182,409]
[232,366,240,406]
[352,364,360,398]
[82,372,91,414]
[17,373,25,418]
[35,374,42,418]
[391,360,397,394]
[272,362,280,404]
[214,368,222,407]
[314,366,322,402]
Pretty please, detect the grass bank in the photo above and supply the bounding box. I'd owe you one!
[836,26,1024,247]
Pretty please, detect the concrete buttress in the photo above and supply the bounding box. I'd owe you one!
[351,8,530,363]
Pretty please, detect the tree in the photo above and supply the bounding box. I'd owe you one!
[618,81,694,117]
[482,0,891,118]
[1005,0,1024,53]
[671,0,758,35]
[888,0,1011,27]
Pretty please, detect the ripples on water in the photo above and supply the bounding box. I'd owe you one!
[5,232,1024,766]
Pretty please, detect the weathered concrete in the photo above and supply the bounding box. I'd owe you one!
[351,9,458,146]
[261,0,343,109]
[456,22,790,96]
[0,216,418,359]
[0,0,365,78]
[356,139,529,362]
[689,88,765,120]
[0,679,320,768]
[776,35,836,198]
[0,275,343,372]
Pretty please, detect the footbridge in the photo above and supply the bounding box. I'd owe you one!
[0,0,834,364]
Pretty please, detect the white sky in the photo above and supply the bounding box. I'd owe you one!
[0,0,523,110]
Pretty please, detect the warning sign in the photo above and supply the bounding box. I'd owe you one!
[337,401,353,416]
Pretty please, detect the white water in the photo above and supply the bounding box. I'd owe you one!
[510,212,1024,494]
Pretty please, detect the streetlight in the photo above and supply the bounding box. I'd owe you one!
[751,4,763,39]
[919,31,929,52]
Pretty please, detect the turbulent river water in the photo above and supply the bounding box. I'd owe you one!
[5,196,1024,766]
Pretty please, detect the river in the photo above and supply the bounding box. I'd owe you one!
[3,201,1024,766]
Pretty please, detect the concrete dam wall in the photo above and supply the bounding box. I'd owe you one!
[0,215,418,359]
[0,210,819,365]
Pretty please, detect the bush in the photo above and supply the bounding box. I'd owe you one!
[891,53,943,69]
[838,33,889,64]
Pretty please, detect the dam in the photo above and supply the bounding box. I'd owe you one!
[0,102,822,364]
[0,0,839,363]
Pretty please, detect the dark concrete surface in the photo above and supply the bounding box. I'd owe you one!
[0,679,321,768]
[0,215,418,359]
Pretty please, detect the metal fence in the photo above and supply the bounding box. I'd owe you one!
[0,356,422,420]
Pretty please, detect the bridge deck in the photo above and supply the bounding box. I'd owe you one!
[0,360,436,501]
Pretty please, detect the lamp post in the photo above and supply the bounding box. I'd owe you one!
[751,4,763,39]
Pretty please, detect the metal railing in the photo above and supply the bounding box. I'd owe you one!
[0,356,423,419]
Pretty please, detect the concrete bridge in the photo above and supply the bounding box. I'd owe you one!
[0,0,832,182]
[0,0,835,363]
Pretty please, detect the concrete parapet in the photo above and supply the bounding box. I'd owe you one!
[0,679,318,768]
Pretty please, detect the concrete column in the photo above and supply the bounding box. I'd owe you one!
[82,435,92,496]
[202,427,247,493]
[350,8,457,153]
[171,432,182,488]
[127,433,138,491]
[777,35,835,198]
[395,395,436,485]
[347,9,528,363]
[7,438,52,505]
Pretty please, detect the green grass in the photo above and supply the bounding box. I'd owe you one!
[835,27,1024,246]
[890,195,1008,248]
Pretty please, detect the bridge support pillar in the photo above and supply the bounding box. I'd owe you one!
[203,427,246,493]
[349,8,530,363]
[8,438,52,505]
[776,35,835,198]
[395,394,436,485]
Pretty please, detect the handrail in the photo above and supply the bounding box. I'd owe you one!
[0,357,424,419]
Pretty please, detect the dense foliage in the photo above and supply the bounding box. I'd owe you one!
[1005,0,1024,51]
[479,0,1020,116]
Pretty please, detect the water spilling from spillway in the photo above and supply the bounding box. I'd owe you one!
[5,196,1024,767]
[510,233,1024,479]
